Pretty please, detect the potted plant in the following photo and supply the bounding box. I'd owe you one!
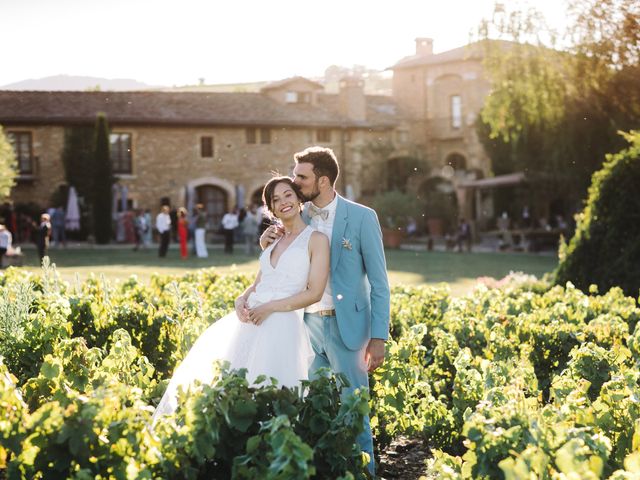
[371,190,421,248]
[424,192,457,237]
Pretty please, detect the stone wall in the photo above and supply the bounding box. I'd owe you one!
[10,125,66,207]
[393,57,492,174]
[8,122,391,215]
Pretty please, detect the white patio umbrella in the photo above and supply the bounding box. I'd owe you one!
[120,185,128,212]
[65,186,81,231]
[236,184,245,209]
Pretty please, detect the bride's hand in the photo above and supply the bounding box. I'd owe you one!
[235,295,250,322]
[247,303,273,326]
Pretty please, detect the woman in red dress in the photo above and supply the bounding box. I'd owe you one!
[177,207,189,259]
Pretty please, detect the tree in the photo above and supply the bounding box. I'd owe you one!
[0,126,17,199]
[555,131,640,297]
[476,1,640,210]
[62,125,95,203]
[60,125,96,239]
[92,114,114,243]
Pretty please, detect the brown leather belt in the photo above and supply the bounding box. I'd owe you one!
[316,309,336,317]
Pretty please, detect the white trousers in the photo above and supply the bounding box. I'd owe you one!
[195,228,208,258]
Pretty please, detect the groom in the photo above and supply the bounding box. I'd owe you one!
[262,146,390,474]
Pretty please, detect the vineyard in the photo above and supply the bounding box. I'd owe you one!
[2,261,640,479]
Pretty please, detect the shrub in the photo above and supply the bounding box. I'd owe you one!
[555,131,640,298]
[371,190,420,230]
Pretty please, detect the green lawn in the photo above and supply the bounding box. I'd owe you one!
[13,245,558,296]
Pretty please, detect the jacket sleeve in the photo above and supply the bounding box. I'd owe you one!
[360,208,390,340]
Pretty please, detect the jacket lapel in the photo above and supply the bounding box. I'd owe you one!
[331,196,348,271]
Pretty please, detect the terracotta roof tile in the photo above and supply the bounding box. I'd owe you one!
[0,90,377,128]
[260,76,324,91]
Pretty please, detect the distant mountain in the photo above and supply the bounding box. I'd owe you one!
[0,75,162,91]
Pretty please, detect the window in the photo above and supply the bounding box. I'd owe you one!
[316,129,331,143]
[396,129,409,144]
[201,136,213,157]
[285,91,311,104]
[109,133,132,174]
[7,131,33,174]
[247,128,271,144]
[451,95,462,129]
[297,92,311,104]
[260,128,271,144]
[285,91,297,103]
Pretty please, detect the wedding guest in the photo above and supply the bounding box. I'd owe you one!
[133,209,148,251]
[36,213,52,263]
[177,207,189,259]
[456,218,472,252]
[221,207,239,254]
[241,203,260,255]
[51,206,66,247]
[156,205,171,258]
[0,224,11,267]
[143,209,153,247]
[194,203,208,258]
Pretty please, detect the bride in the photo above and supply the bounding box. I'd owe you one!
[152,176,329,421]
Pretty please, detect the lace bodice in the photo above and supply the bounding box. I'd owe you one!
[247,226,314,307]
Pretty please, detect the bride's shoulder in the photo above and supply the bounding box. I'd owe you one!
[309,230,329,248]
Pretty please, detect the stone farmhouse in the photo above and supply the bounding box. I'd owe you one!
[0,38,500,233]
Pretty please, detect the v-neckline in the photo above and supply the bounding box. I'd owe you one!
[269,226,307,270]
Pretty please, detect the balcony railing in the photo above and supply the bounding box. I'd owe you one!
[427,117,468,140]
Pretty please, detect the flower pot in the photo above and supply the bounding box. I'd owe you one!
[382,227,405,249]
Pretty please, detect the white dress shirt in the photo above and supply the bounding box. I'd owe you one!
[156,212,171,233]
[305,195,338,313]
[0,229,11,249]
[222,213,239,230]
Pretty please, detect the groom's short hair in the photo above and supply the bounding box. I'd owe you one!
[294,146,339,186]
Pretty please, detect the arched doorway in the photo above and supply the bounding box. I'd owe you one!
[250,186,265,207]
[386,157,428,191]
[418,177,458,236]
[196,185,228,229]
[445,153,467,171]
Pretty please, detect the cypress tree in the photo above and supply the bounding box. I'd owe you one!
[0,126,17,199]
[92,113,114,244]
[62,125,95,203]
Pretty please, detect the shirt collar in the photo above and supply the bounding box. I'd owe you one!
[310,194,338,217]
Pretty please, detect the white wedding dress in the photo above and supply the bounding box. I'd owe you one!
[152,225,316,421]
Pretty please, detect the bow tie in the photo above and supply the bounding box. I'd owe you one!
[308,204,329,221]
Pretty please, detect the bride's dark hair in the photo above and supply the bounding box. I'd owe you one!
[262,176,304,217]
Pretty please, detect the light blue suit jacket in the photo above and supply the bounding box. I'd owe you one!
[304,195,390,351]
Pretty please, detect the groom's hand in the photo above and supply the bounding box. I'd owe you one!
[259,225,284,250]
[247,303,274,326]
[365,339,386,372]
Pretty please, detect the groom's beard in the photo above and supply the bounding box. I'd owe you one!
[301,183,321,203]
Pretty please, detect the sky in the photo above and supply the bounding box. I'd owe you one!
[0,0,570,88]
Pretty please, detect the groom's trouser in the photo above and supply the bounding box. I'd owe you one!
[304,312,375,475]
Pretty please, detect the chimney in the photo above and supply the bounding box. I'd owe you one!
[338,76,366,122]
[415,37,434,56]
